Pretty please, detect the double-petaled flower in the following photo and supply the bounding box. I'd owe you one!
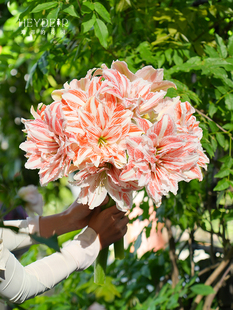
[120,114,200,206]
[20,102,76,186]
[20,61,209,210]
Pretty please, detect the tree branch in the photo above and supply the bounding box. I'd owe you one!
[198,263,220,277]
[203,264,232,309]
[191,246,233,310]
[195,108,233,140]
[189,230,195,277]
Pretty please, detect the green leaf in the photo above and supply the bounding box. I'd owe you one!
[228,35,233,56]
[223,123,233,131]
[173,50,183,65]
[201,140,215,158]
[213,178,230,191]
[58,230,81,247]
[190,284,215,296]
[82,1,94,14]
[38,52,49,75]
[165,48,173,65]
[0,222,19,233]
[94,19,108,49]
[208,104,217,117]
[214,169,231,178]
[225,93,233,110]
[47,6,60,21]
[26,63,37,89]
[137,42,156,64]
[219,155,232,163]
[82,16,96,33]
[94,2,111,23]
[167,293,179,308]
[18,4,35,20]
[31,2,58,13]
[157,53,165,68]
[224,78,233,88]
[216,34,227,58]
[63,5,80,18]
[216,132,225,148]
[208,120,219,133]
[134,231,142,254]
[30,233,60,252]
[204,45,219,58]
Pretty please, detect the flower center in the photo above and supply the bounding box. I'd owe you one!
[98,136,107,147]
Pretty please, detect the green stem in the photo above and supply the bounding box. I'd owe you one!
[101,195,115,210]
[94,246,109,285]
[94,195,125,284]
[114,237,124,259]
[104,196,124,259]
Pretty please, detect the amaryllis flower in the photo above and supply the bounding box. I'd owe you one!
[120,114,200,206]
[111,60,176,92]
[20,102,76,186]
[72,100,142,169]
[20,60,208,211]
[153,96,209,175]
[73,164,140,211]
[98,61,176,116]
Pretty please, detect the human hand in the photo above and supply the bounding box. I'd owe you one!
[88,205,129,250]
[64,196,109,231]
[39,196,109,238]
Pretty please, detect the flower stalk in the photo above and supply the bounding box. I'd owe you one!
[94,196,125,284]
[94,246,109,285]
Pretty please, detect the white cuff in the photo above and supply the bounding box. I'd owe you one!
[1,217,40,251]
[0,239,10,271]
[27,217,40,235]
[64,227,100,271]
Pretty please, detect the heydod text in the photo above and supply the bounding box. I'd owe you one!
[18,18,69,28]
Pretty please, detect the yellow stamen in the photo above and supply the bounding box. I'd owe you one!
[98,136,107,147]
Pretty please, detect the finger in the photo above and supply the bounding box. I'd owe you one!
[99,195,109,206]
[110,205,127,215]
[119,215,129,225]
[122,225,128,236]
[114,211,127,219]
[91,206,101,216]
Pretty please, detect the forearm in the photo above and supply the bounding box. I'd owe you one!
[39,209,78,238]
[1,218,40,251]
[0,227,100,303]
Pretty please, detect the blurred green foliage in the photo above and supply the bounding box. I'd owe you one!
[0,0,233,309]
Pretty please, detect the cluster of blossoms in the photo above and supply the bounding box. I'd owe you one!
[20,61,209,211]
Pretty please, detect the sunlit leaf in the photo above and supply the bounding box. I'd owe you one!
[82,16,96,33]
[94,2,111,23]
[63,4,80,18]
[31,2,58,13]
[94,18,108,48]
[47,6,60,20]
[213,179,230,191]
[216,132,225,148]
[225,93,233,110]
[216,34,228,58]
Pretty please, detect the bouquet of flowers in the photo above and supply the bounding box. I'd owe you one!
[20,61,209,283]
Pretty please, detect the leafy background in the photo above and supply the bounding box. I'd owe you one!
[1,0,233,309]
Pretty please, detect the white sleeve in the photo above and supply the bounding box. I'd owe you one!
[0,227,100,304]
[1,217,40,251]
